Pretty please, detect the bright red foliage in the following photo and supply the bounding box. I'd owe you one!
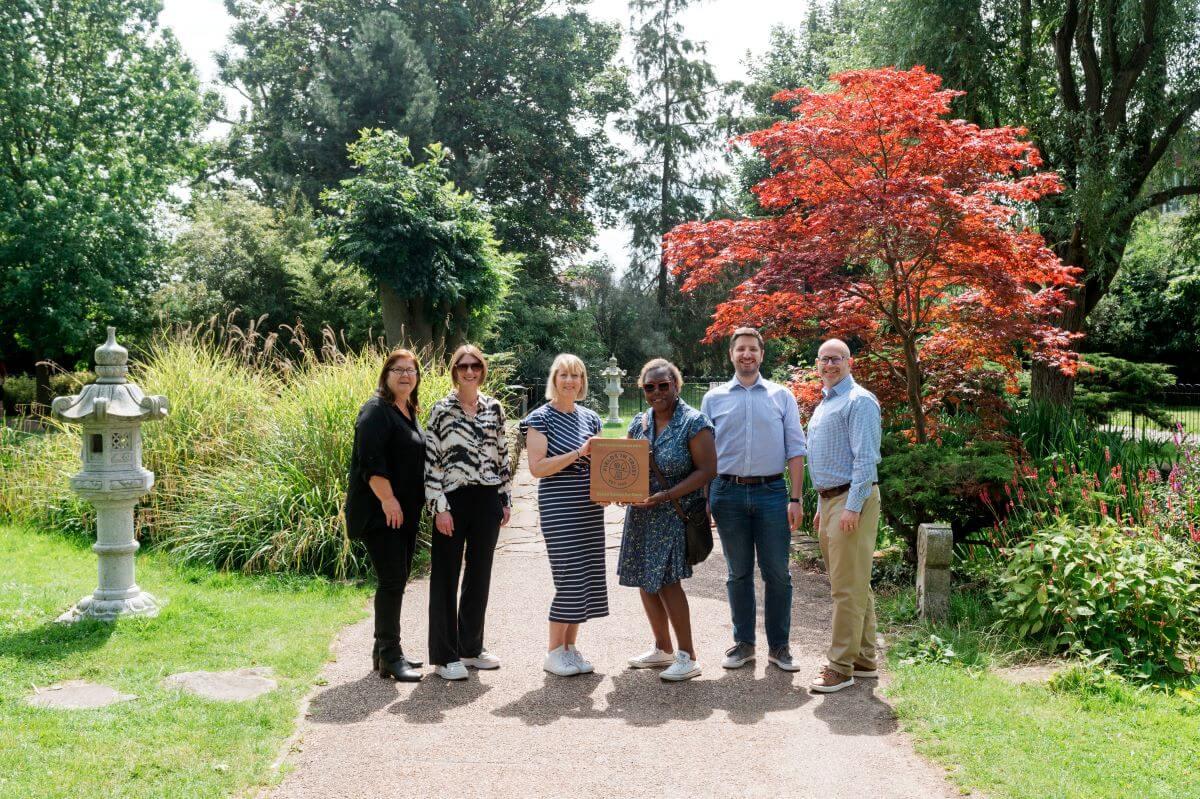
[665,67,1080,441]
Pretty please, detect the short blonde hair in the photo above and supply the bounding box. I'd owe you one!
[448,344,489,386]
[545,353,589,401]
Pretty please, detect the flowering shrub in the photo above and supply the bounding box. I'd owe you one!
[1142,436,1200,554]
[994,518,1200,681]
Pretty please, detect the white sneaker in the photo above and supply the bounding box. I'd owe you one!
[627,646,675,669]
[660,650,701,682]
[567,644,594,674]
[543,646,581,677]
[462,650,500,670]
[435,661,468,680]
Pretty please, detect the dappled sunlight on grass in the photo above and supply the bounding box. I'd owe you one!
[0,525,367,799]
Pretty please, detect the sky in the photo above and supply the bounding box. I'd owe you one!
[158,0,814,268]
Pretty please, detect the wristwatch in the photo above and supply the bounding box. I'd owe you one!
[788,497,801,503]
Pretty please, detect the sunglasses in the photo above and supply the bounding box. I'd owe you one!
[642,381,674,394]
[455,361,483,372]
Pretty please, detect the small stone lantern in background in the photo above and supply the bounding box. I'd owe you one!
[52,328,169,623]
[601,356,625,425]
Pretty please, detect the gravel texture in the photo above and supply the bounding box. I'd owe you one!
[265,457,963,799]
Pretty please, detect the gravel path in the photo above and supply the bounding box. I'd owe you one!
[264,457,962,799]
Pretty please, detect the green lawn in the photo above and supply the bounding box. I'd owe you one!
[601,420,628,438]
[879,588,1200,799]
[0,525,368,799]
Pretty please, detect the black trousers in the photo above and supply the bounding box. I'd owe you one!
[428,485,503,666]
[361,499,421,662]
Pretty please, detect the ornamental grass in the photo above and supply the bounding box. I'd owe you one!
[0,324,507,579]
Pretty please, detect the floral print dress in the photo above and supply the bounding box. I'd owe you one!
[617,400,714,594]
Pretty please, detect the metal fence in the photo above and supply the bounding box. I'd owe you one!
[1099,383,1200,440]
[508,376,728,422]
[506,377,1200,438]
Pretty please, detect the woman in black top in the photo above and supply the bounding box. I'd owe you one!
[345,348,426,682]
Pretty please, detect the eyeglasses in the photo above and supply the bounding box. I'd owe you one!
[456,362,483,373]
[817,356,847,366]
[388,367,418,376]
[642,381,674,394]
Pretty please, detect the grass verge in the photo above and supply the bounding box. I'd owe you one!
[0,525,368,799]
[878,587,1200,799]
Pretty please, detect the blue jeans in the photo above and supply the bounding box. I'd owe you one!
[709,477,793,650]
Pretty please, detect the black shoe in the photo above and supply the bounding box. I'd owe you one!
[374,645,422,670]
[379,656,422,682]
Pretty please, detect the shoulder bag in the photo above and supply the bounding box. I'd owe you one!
[641,413,713,566]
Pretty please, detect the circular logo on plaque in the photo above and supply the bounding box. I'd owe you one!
[601,451,639,489]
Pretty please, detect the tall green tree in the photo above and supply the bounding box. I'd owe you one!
[0,0,212,367]
[323,130,514,352]
[1087,214,1200,375]
[855,0,1200,403]
[221,7,437,205]
[619,0,730,310]
[219,0,625,278]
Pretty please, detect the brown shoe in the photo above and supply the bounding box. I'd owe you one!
[810,666,855,693]
[852,661,879,678]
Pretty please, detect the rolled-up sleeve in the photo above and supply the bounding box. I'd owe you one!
[356,403,392,482]
[845,395,881,513]
[781,392,808,461]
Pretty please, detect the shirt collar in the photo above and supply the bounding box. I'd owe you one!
[648,399,688,435]
[728,373,766,392]
[821,374,856,400]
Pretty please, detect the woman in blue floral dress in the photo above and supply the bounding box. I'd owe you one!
[618,358,716,681]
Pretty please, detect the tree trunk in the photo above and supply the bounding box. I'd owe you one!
[379,282,437,351]
[1031,222,1089,406]
[34,360,51,416]
[902,336,927,443]
[656,0,673,310]
[446,300,469,352]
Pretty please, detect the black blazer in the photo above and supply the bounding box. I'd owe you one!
[345,396,425,539]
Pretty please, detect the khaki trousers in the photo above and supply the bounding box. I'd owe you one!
[817,486,881,676]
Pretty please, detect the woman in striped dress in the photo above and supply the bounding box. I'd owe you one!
[521,353,607,677]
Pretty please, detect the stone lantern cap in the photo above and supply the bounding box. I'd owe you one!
[51,328,169,423]
[601,356,625,378]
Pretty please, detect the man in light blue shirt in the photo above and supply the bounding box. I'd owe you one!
[806,338,882,693]
[702,327,807,672]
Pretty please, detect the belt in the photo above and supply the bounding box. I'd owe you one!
[816,482,878,500]
[719,474,784,486]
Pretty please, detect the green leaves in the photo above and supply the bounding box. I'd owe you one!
[994,518,1200,682]
[322,130,514,350]
[0,0,213,362]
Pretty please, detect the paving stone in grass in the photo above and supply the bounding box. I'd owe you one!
[164,667,277,701]
[25,680,136,709]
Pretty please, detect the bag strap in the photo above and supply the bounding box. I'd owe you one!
[641,412,688,523]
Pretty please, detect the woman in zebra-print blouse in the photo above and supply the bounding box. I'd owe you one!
[424,344,512,681]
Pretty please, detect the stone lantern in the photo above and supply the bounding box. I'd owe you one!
[51,328,169,623]
[601,356,625,425]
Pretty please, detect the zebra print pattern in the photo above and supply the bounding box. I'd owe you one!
[425,392,512,513]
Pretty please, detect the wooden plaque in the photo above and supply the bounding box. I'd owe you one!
[589,437,650,503]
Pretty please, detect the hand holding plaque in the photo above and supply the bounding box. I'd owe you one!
[589,438,650,504]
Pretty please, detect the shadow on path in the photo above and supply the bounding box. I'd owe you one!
[307,673,398,724]
[387,674,493,724]
[811,687,900,736]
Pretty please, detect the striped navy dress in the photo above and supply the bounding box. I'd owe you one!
[520,403,609,623]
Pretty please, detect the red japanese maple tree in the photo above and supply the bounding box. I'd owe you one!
[666,67,1080,442]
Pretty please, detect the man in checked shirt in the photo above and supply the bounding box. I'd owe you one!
[806,338,883,693]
